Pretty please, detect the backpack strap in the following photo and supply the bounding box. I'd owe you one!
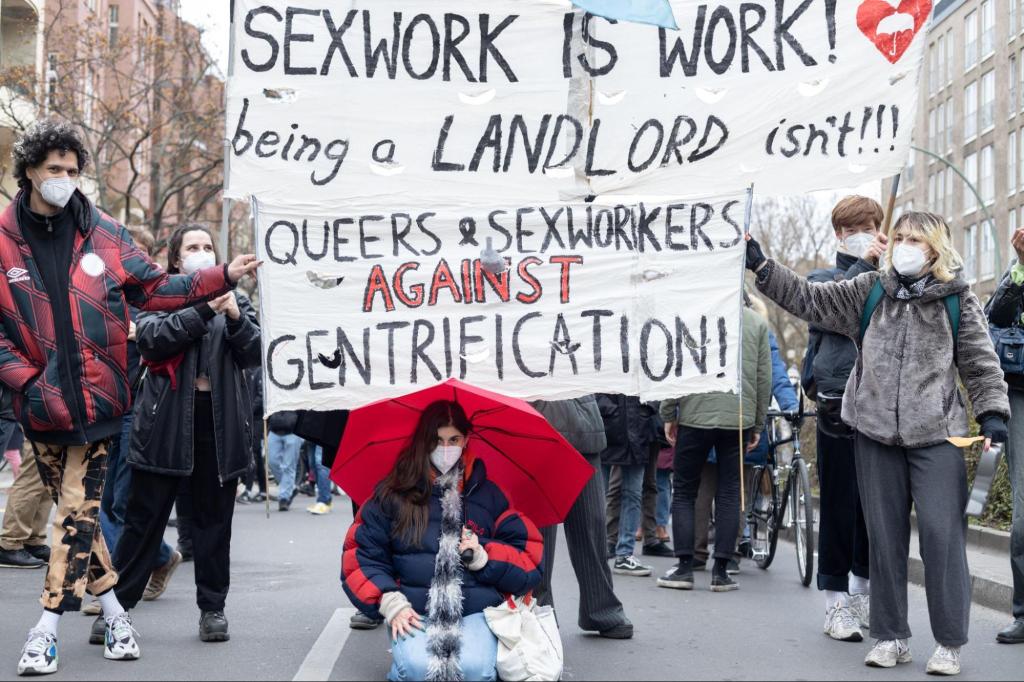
[944,293,961,364]
[859,280,886,345]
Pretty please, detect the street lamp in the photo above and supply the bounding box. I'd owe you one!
[911,145,1005,277]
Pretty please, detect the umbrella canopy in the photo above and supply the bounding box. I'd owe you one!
[330,379,594,528]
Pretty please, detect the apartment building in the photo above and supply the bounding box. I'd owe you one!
[0,0,45,200]
[893,0,1024,297]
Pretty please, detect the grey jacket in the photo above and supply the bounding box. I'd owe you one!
[756,259,1009,448]
[530,396,608,455]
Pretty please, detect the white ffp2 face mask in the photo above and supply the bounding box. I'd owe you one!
[182,251,216,276]
[430,445,463,475]
[38,178,77,209]
[892,244,929,277]
[843,233,875,259]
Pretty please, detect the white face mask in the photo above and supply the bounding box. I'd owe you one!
[843,233,875,259]
[181,251,216,276]
[892,243,930,277]
[430,445,463,475]
[38,177,77,209]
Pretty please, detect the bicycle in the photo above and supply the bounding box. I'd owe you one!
[743,394,817,587]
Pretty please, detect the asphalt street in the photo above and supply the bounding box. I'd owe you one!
[0,488,1021,681]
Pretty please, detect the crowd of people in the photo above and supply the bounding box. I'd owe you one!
[0,119,1021,682]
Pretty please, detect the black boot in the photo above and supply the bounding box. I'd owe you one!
[997,619,1024,644]
[200,610,230,642]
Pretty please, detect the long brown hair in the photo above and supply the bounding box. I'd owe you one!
[375,401,472,546]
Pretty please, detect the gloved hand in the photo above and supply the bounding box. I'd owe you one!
[978,414,1008,446]
[744,235,767,272]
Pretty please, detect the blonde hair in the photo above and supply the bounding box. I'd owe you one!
[885,212,963,283]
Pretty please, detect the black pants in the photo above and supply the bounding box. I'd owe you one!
[243,416,266,493]
[672,427,741,561]
[535,452,628,633]
[113,393,238,612]
[816,426,870,592]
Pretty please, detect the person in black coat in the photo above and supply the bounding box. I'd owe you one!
[596,394,660,577]
[111,224,261,644]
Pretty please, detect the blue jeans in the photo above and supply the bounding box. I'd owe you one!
[312,446,332,505]
[602,463,645,558]
[268,433,302,502]
[387,613,498,682]
[100,414,172,566]
[656,469,672,528]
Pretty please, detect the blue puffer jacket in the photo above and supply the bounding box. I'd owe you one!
[341,456,543,619]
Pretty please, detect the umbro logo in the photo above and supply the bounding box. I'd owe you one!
[6,267,29,284]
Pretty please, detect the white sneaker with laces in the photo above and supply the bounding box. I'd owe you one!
[926,645,961,676]
[17,629,58,676]
[849,593,871,629]
[824,606,863,642]
[103,613,140,661]
[864,639,912,668]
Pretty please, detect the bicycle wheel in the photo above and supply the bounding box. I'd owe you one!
[750,466,780,570]
[790,458,815,587]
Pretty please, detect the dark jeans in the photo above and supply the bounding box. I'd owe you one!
[242,415,267,494]
[672,427,741,561]
[114,393,238,612]
[1005,391,1024,620]
[855,433,970,647]
[99,414,172,567]
[816,425,870,592]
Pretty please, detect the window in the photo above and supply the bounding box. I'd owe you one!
[946,99,955,150]
[1011,131,1019,195]
[982,145,995,204]
[108,5,119,44]
[965,225,978,281]
[1014,0,1020,38]
[982,1,995,57]
[965,11,979,69]
[965,81,979,140]
[965,152,979,213]
[1011,209,1019,245]
[981,223,996,279]
[947,168,955,217]
[928,108,937,151]
[982,71,996,131]
[905,147,916,185]
[928,172,937,207]
[947,30,955,85]
[930,45,939,94]
[939,33,947,88]
[1013,56,1019,118]
[936,169,947,216]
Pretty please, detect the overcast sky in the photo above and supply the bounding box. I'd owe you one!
[178,0,230,73]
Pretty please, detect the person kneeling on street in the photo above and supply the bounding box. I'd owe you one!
[342,401,543,682]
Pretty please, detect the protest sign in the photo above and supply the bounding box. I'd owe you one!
[226,0,928,203]
[254,194,746,412]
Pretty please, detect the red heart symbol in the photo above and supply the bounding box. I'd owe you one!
[857,0,932,64]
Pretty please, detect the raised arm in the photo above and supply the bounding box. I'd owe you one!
[986,266,1024,328]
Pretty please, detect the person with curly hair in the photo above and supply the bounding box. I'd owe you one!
[1,120,262,677]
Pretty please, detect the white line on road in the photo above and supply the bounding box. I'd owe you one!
[293,607,356,681]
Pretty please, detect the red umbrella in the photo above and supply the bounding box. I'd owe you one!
[330,379,594,528]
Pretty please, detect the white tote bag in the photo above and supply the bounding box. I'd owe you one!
[483,595,563,682]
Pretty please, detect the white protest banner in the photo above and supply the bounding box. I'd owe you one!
[254,193,746,412]
[226,0,928,203]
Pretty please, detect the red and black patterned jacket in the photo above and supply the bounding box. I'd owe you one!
[0,191,233,445]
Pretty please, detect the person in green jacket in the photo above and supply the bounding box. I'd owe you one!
[657,303,772,593]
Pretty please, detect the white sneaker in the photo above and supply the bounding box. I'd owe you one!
[926,645,961,676]
[865,639,912,668]
[849,593,871,629]
[16,629,58,676]
[103,613,140,661]
[824,606,864,642]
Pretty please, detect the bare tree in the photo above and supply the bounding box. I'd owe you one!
[749,195,837,369]
[0,0,224,242]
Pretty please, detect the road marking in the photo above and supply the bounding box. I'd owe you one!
[293,607,356,681]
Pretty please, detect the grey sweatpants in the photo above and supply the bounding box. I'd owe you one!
[855,433,970,647]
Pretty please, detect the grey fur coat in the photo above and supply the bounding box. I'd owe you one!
[756,259,1009,448]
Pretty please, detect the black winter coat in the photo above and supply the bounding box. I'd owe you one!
[596,394,659,467]
[985,267,1024,391]
[803,253,877,397]
[128,294,262,481]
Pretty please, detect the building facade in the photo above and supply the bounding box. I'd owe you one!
[894,0,1024,297]
[0,0,46,200]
